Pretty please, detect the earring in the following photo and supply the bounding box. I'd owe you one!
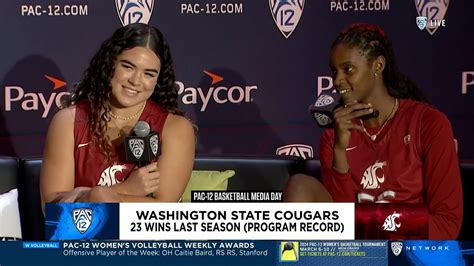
[374,72,379,77]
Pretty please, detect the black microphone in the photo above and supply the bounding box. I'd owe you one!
[309,91,379,128]
[309,91,342,128]
[124,121,161,167]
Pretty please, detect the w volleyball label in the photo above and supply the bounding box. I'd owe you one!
[269,0,305,38]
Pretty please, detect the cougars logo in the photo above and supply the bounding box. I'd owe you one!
[360,160,387,189]
[98,164,127,186]
[383,211,401,232]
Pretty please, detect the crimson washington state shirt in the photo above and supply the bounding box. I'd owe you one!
[320,99,463,239]
[73,100,168,188]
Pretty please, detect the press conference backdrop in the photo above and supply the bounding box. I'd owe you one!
[1,0,473,160]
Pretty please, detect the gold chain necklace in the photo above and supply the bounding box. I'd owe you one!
[108,102,146,121]
[360,98,399,141]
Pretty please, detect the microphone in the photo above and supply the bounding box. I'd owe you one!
[309,91,342,128]
[309,91,379,128]
[124,121,161,167]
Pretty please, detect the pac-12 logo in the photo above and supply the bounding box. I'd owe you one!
[276,144,313,159]
[269,0,305,39]
[391,241,403,256]
[150,134,159,156]
[415,0,449,35]
[129,139,145,159]
[73,208,92,234]
[115,0,154,26]
[416,16,428,30]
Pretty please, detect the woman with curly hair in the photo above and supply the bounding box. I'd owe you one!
[284,23,462,239]
[40,23,195,203]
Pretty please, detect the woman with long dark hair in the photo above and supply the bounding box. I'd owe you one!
[41,23,195,203]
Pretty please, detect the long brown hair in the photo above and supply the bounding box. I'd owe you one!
[64,23,184,158]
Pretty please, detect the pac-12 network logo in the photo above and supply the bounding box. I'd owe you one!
[416,16,428,30]
[73,208,92,234]
[269,0,305,39]
[115,0,154,26]
[415,0,449,35]
[391,241,403,256]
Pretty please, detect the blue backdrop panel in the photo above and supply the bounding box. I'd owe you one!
[1,0,473,160]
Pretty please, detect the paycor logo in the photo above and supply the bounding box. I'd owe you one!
[463,71,474,94]
[316,76,336,96]
[176,70,258,112]
[3,75,70,118]
[319,72,474,95]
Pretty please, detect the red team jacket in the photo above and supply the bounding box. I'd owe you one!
[73,100,168,188]
[320,99,463,239]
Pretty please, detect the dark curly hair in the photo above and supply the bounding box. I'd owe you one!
[64,23,184,158]
[332,23,428,103]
